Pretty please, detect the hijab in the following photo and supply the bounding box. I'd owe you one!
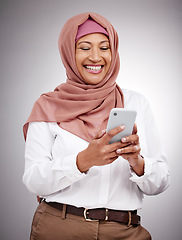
[75,18,109,42]
[23,12,124,142]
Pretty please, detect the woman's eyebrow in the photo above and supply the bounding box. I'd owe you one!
[77,40,110,45]
[77,41,91,45]
[100,40,110,44]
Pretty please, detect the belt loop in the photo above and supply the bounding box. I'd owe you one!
[127,211,131,227]
[61,204,67,219]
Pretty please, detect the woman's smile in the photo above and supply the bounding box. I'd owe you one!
[84,65,103,74]
[75,33,111,85]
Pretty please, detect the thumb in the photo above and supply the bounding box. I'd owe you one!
[132,123,137,135]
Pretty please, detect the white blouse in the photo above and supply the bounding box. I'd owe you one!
[23,89,170,211]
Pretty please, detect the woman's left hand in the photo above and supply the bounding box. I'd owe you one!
[116,124,145,176]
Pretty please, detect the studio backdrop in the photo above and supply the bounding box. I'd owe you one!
[0,0,181,239]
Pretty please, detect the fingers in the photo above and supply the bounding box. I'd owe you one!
[91,124,139,168]
[117,132,140,155]
[94,129,106,139]
[116,143,141,155]
[94,123,137,144]
[108,141,130,152]
[121,133,139,145]
[115,123,141,166]
[103,125,125,143]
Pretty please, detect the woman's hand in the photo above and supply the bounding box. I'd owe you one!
[77,125,128,173]
[77,123,144,176]
[116,124,144,176]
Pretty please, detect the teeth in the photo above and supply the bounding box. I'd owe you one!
[85,65,102,71]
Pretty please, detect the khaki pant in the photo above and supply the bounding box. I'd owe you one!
[30,201,151,240]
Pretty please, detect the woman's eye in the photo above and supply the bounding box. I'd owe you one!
[100,46,110,50]
[80,47,90,51]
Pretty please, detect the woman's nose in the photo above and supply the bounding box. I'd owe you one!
[89,48,101,62]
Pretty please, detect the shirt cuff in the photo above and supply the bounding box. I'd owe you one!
[52,153,85,179]
[63,153,85,178]
[129,157,154,183]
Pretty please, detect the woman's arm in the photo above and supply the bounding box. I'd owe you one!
[128,99,170,195]
[23,122,127,196]
[22,122,85,196]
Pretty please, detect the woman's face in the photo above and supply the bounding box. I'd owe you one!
[75,33,111,85]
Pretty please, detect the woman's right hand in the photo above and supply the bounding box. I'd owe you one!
[76,125,126,173]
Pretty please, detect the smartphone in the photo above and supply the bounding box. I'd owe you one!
[106,108,137,144]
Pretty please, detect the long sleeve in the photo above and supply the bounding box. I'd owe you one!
[129,97,170,195]
[22,89,170,210]
[22,122,85,196]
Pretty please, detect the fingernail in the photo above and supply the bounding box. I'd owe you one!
[122,137,126,142]
[120,125,125,130]
[116,149,122,154]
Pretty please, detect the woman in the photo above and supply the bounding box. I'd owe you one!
[23,12,170,240]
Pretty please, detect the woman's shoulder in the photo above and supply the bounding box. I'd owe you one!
[121,88,148,106]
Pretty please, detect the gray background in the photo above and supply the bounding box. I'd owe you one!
[0,0,181,239]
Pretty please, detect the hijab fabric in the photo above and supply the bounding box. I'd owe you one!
[75,18,109,42]
[23,12,124,142]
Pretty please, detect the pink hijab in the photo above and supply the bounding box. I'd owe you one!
[23,12,124,142]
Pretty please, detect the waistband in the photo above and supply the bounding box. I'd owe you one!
[44,201,140,226]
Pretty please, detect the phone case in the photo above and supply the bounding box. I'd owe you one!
[106,108,137,144]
